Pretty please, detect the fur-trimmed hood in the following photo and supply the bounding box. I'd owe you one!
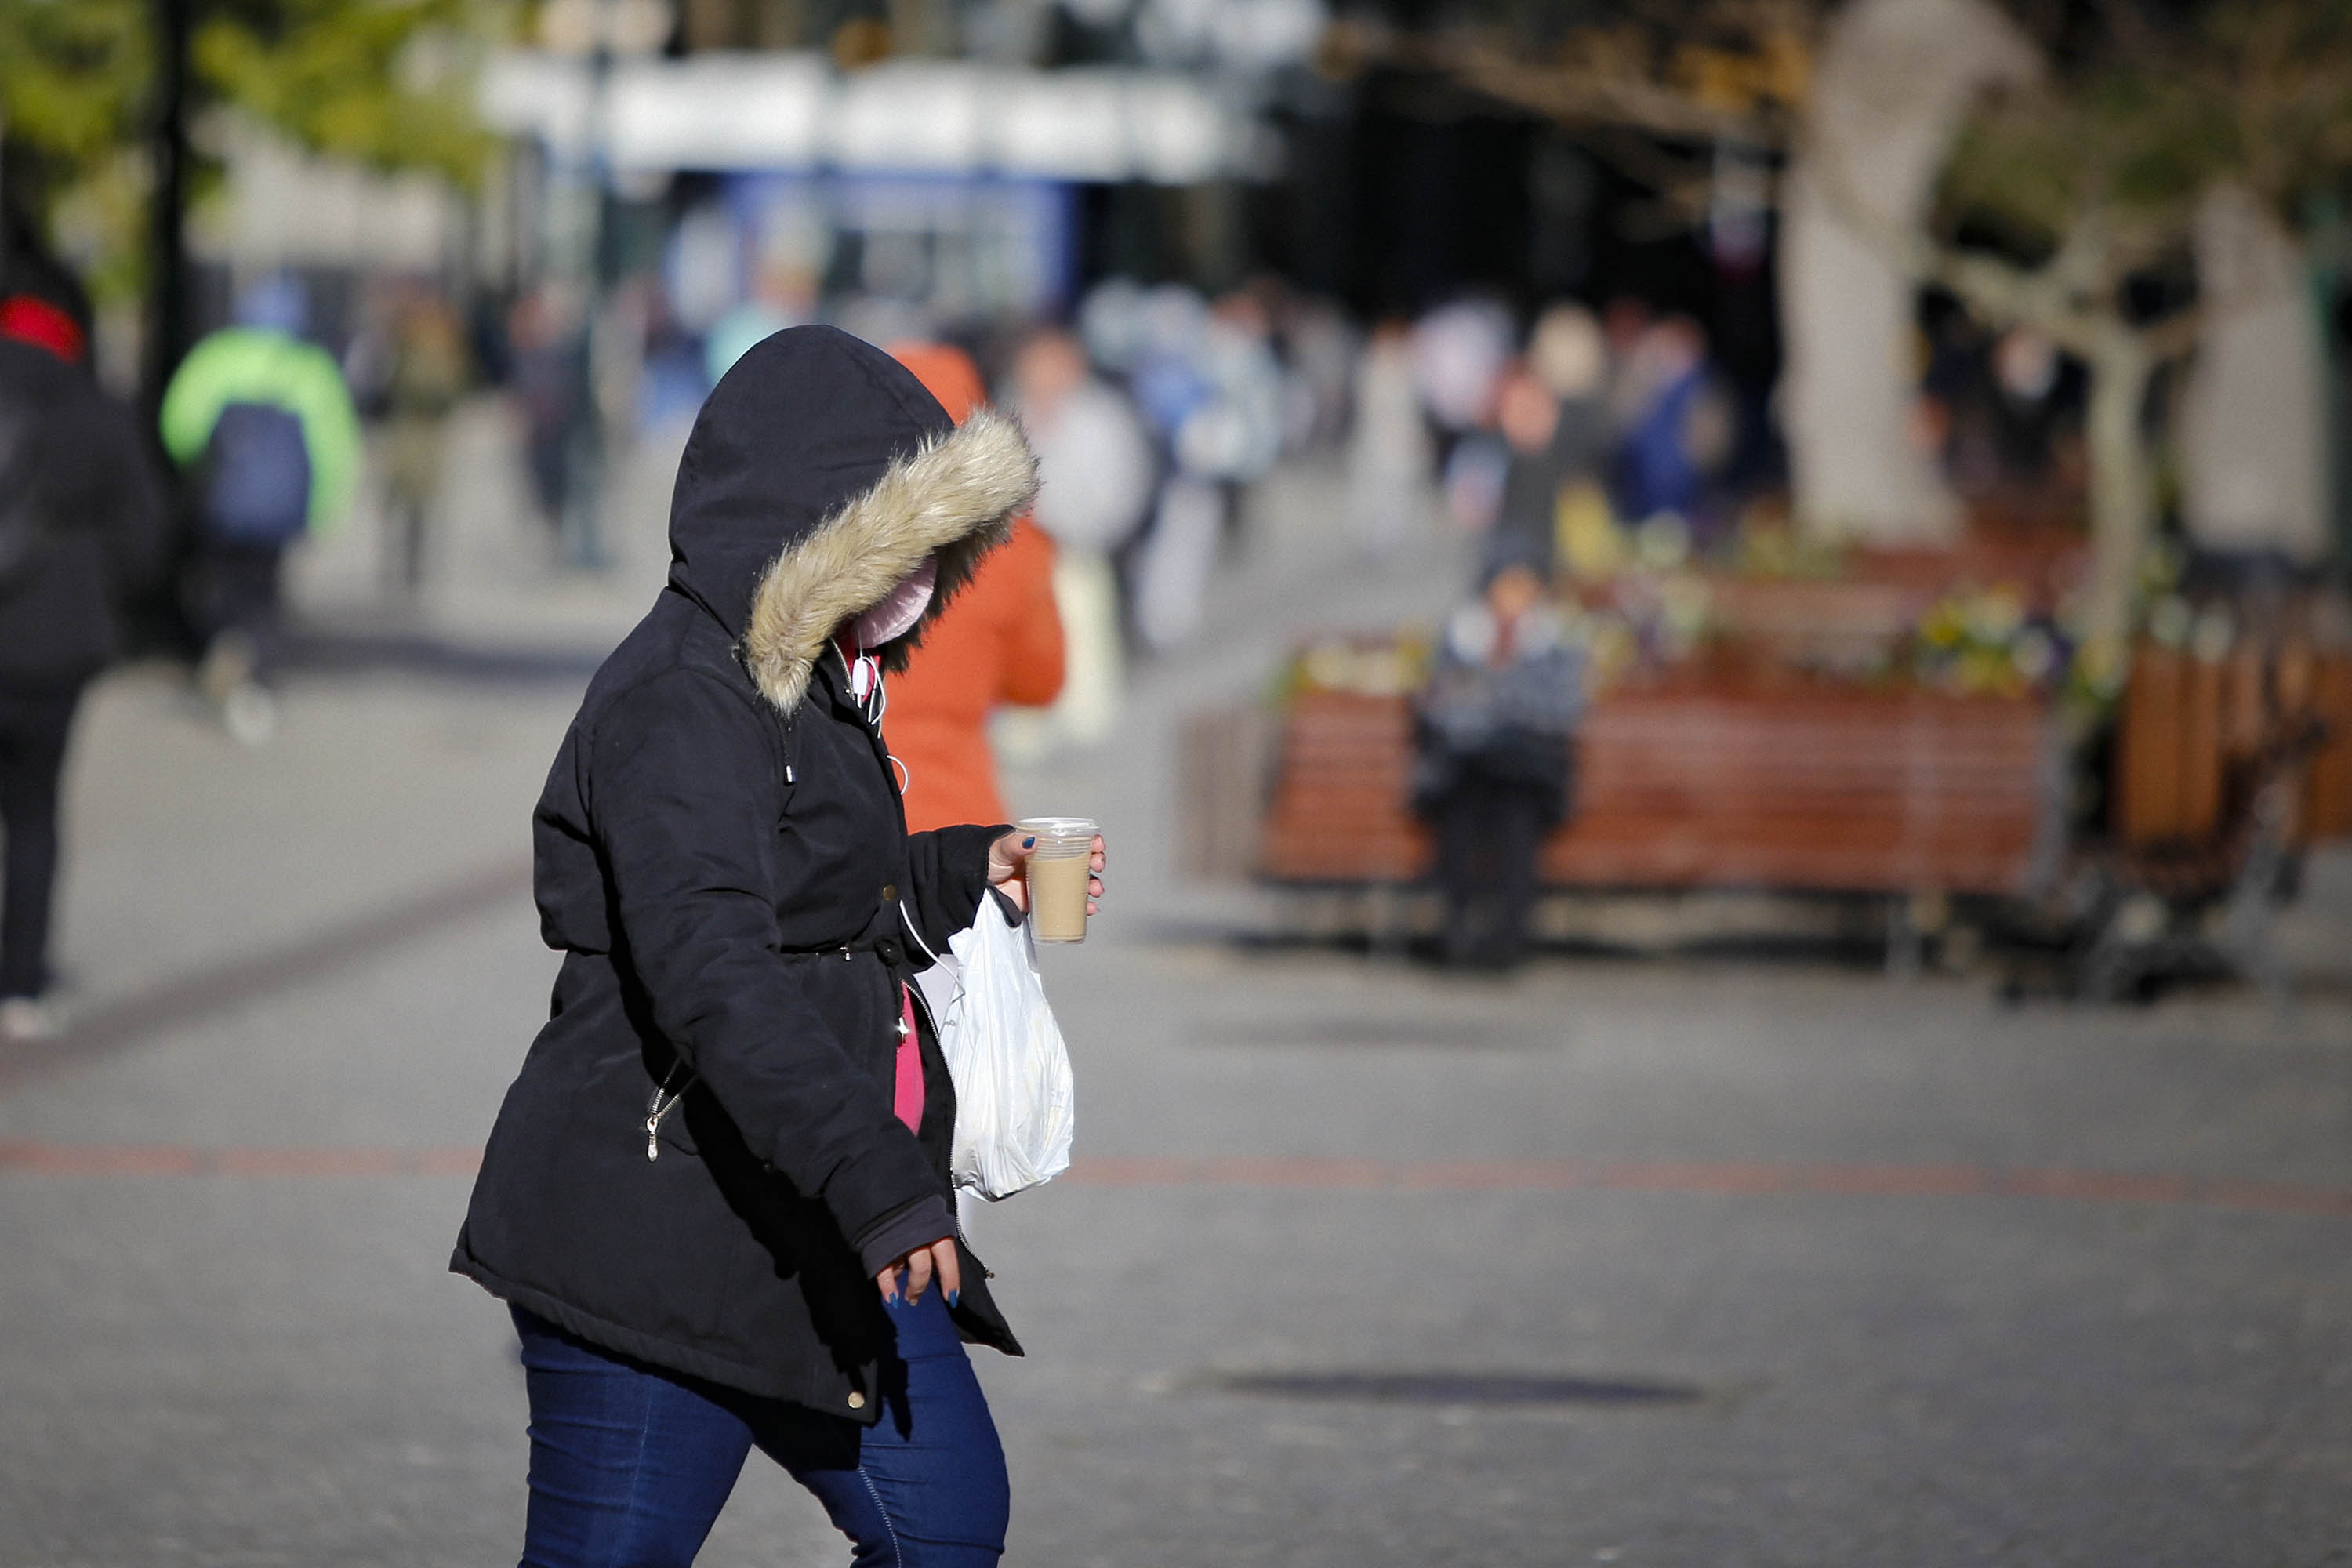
[665,326,1039,715]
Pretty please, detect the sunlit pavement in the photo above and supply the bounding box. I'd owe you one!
[2,439,2350,1565]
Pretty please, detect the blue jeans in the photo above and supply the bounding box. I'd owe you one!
[512,1294,1007,1567]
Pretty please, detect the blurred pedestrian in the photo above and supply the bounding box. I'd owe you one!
[1412,559,1585,971]
[374,289,470,596]
[1612,314,1732,524]
[1487,365,1564,578]
[506,285,584,532]
[1414,299,1515,535]
[1411,297,1513,441]
[1277,293,1357,454]
[1486,304,1613,583]
[1131,290,1287,651]
[452,327,1102,1566]
[704,261,817,386]
[884,339,1065,830]
[160,277,362,744]
[1005,328,1153,750]
[1346,318,1433,561]
[0,287,167,1039]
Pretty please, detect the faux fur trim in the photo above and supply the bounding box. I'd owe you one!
[742,408,1039,715]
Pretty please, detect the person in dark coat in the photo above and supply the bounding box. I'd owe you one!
[452,327,1102,1566]
[1411,557,1584,971]
[0,318,167,1040]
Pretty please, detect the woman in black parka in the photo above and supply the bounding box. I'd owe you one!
[452,328,1097,1567]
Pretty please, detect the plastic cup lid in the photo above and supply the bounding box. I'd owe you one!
[1015,816,1098,844]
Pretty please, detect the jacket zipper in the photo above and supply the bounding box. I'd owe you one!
[644,1061,694,1162]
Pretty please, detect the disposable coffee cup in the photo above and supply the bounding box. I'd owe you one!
[1015,817,1098,943]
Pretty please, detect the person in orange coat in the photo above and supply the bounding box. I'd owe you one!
[885,341,1066,830]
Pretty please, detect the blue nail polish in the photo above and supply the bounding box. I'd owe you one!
[884,1294,899,1307]
[946,1290,960,1308]
[1022,837,1035,848]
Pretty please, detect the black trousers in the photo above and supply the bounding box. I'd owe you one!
[1432,778,1552,970]
[0,681,85,998]
[189,539,287,677]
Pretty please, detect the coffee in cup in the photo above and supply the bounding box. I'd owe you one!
[1014,817,1098,943]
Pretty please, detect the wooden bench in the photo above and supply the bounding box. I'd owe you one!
[1257,681,2054,898]
[2116,641,2352,847]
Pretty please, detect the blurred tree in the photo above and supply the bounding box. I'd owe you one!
[1914,0,2352,657]
[1779,0,2035,549]
[193,0,495,184]
[1,0,496,256]
[0,2,152,194]
[0,2,153,306]
[0,0,503,390]
[1348,0,2352,649]
[1327,0,1818,218]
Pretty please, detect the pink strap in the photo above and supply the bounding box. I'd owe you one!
[892,984,924,1133]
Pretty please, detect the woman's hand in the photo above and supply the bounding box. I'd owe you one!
[986,830,1106,916]
[876,1236,961,1307]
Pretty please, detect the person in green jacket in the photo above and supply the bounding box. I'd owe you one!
[159,275,361,744]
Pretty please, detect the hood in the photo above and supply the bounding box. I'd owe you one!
[666,325,1038,715]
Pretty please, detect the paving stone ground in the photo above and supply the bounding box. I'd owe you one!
[2,434,2348,1566]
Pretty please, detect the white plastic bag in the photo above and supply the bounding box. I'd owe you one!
[910,896,1073,1200]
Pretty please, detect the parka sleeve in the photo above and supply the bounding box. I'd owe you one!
[899,822,1004,956]
[589,669,946,1260]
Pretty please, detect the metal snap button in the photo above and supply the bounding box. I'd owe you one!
[847,1390,866,1410]
[881,884,898,902]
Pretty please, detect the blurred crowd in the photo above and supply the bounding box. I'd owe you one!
[484,263,1774,754]
[0,176,1776,727]
[0,179,1801,1002]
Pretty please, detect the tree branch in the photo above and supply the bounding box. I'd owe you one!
[1441,39,1784,145]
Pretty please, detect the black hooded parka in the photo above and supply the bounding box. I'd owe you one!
[452,328,1040,1421]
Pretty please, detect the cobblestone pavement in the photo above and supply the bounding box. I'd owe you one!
[2,434,2350,1566]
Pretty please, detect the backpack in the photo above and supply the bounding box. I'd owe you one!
[198,401,311,544]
